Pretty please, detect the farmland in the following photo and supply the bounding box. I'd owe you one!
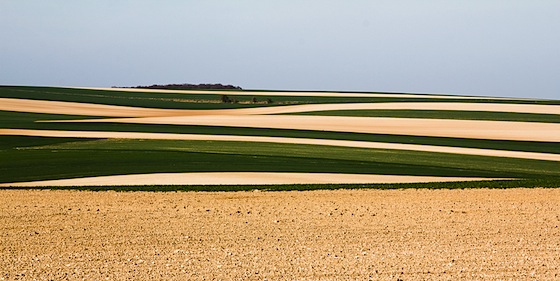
[1,86,560,279]
[1,85,559,187]
[2,189,560,280]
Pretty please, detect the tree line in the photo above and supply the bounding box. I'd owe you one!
[120,83,243,90]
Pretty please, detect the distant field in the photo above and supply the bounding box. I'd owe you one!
[0,86,559,188]
[2,86,559,110]
[289,109,560,123]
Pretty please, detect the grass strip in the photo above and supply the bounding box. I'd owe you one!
[1,137,559,183]
[2,86,559,109]
[2,178,559,192]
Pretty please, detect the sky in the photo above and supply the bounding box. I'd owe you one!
[1,1,559,99]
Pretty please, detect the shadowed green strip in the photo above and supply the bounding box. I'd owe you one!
[1,137,558,184]
[2,179,559,191]
[2,86,559,109]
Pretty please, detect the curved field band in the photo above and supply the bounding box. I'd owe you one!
[50,115,560,143]
[1,129,559,162]
[0,172,506,187]
[2,98,560,117]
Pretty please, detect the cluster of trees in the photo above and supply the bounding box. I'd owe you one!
[221,95,274,104]
[220,95,237,103]
[126,83,243,90]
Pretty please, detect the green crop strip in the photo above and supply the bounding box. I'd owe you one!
[2,178,560,191]
[2,86,559,109]
[1,136,558,184]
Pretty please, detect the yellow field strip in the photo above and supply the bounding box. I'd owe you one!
[1,129,559,162]
[0,172,503,187]
[0,98,187,117]
[50,115,560,142]
[224,102,560,115]
[3,98,559,117]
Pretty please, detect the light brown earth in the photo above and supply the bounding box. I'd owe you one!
[0,98,188,117]
[2,189,559,280]
[241,101,560,115]
[2,129,560,162]
[49,115,560,142]
[3,98,560,117]
[0,172,499,187]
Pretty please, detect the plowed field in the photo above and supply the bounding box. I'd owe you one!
[2,189,559,280]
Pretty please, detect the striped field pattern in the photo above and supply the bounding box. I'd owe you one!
[0,86,558,187]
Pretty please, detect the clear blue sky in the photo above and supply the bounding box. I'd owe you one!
[1,1,559,99]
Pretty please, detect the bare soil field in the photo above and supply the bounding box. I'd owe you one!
[1,189,559,280]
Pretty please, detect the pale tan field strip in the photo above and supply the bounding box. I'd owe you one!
[0,97,187,117]
[3,97,560,117]
[215,102,560,115]
[2,189,559,280]
[52,115,560,142]
[0,172,500,187]
[2,129,559,162]
[74,86,523,100]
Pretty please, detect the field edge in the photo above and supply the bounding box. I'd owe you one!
[1,178,559,192]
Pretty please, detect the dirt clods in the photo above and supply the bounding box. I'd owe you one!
[1,189,559,280]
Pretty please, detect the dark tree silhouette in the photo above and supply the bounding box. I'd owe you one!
[125,83,242,90]
[221,95,232,103]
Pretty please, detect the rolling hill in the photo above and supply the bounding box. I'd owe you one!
[1,85,559,189]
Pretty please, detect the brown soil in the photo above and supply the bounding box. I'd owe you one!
[2,189,559,280]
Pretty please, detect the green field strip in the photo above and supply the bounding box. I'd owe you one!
[0,148,508,184]
[2,86,559,109]
[289,110,560,123]
[4,178,559,191]
[0,86,258,110]
[101,87,558,104]
[31,138,560,176]
[0,111,103,127]
[2,111,560,154]
[0,135,89,150]
[1,136,558,184]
